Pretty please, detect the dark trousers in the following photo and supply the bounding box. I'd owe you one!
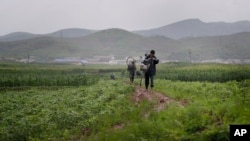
[145,73,154,89]
[130,73,135,83]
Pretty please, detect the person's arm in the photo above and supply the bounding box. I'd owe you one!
[154,57,159,64]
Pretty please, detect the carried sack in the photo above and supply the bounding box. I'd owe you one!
[140,63,150,73]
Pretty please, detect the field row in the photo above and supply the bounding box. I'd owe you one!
[0,80,135,140]
[90,79,250,141]
[156,63,250,82]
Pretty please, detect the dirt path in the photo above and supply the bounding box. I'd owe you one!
[131,86,187,112]
[109,84,188,131]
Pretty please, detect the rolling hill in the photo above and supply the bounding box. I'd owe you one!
[45,28,97,38]
[1,19,250,42]
[0,28,249,62]
[0,32,40,42]
[173,32,250,61]
[0,28,96,42]
[135,19,250,39]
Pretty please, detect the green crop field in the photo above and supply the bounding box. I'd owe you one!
[0,62,250,141]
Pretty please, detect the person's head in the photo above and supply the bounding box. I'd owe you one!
[150,50,155,58]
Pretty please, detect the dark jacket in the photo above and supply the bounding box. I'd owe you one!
[143,57,159,76]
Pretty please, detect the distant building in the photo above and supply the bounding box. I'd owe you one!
[93,55,114,62]
[86,59,100,64]
[109,59,126,65]
[19,58,36,64]
[80,60,88,65]
[200,59,248,64]
[161,60,179,63]
[54,58,79,63]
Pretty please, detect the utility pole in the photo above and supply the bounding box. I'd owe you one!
[189,49,192,63]
[27,52,30,64]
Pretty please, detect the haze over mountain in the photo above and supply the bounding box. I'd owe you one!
[1,19,250,42]
[46,28,97,38]
[0,28,96,42]
[1,28,249,62]
[0,32,41,42]
[135,19,250,39]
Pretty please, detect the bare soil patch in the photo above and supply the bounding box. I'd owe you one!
[131,86,185,112]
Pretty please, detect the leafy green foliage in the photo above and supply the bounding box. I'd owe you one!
[0,62,250,141]
[0,66,100,87]
[91,79,249,141]
[0,80,134,140]
[156,63,250,82]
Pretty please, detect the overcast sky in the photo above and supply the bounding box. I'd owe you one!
[0,0,250,35]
